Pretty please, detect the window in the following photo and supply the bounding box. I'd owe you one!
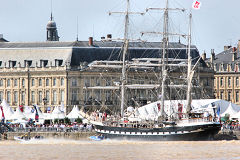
[228,77,231,87]
[0,80,3,86]
[236,91,239,102]
[21,91,25,104]
[84,90,90,102]
[39,91,42,103]
[106,77,111,86]
[7,91,11,103]
[60,90,65,102]
[228,91,231,101]
[72,89,78,101]
[0,91,3,102]
[96,78,100,86]
[84,78,90,87]
[31,91,35,103]
[61,78,64,86]
[95,90,101,101]
[32,79,35,86]
[46,91,50,103]
[14,91,18,103]
[220,92,224,99]
[72,78,77,86]
[39,79,42,86]
[14,79,18,87]
[7,79,10,87]
[53,90,57,104]
[105,90,111,102]
[53,78,56,86]
[22,79,25,87]
[236,77,239,87]
[46,79,49,86]
[220,77,223,87]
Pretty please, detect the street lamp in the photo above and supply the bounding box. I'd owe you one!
[43,98,47,113]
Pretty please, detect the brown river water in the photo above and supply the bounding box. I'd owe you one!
[0,139,239,160]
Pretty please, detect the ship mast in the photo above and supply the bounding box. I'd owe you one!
[143,0,185,121]
[159,0,169,120]
[109,0,143,118]
[186,12,193,117]
[120,0,130,117]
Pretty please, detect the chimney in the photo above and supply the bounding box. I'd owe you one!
[88,37,93,46]
[224,45,232,51]
[0,34,3,39]
[210,49,215,63]
[201,51,206,61]
[232,47,237,62]
[107,34,112,41]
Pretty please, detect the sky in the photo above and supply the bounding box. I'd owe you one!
[0,0,239,57]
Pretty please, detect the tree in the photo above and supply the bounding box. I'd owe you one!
[75,117,82,123]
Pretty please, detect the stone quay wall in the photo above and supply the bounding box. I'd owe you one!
[2,131,96,140]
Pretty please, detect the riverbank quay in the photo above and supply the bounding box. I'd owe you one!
[1,131,96,140]
[214,130,240,140]
[1,130,240,141]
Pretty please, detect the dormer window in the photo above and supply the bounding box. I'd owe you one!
[9,60,16,67]
[55,59,63,66]
[40,60,48,67]
[24,60,32,67]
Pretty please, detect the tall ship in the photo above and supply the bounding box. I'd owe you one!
[90,0,221,141]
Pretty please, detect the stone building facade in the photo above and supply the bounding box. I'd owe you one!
[0,39,214,113]
[0,13,215,113]
[205,41,240,105]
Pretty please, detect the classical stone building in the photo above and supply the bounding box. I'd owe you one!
[205,42,240,105]
[0,14,214,113]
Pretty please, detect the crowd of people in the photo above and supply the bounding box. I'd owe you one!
[221,120,240,131]
[8,122,94,133]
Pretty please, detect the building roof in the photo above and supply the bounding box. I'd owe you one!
[210,47,240,64]
[0,41,205,68]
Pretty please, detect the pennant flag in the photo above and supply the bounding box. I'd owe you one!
[19,105,24,112]
[216,106,221,117]
[192,0,201,10]
[33,105,39,122]
[0,106,5,122]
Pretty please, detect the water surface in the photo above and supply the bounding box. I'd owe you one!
[0,139,239,160]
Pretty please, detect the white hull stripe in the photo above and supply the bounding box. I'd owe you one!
[94,129,204,136]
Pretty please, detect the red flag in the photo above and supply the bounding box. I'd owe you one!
[19,105,24,112]
[192,0,201,10]
[0,106,5,119]
[178,103,183,119]
[157,103,161,111]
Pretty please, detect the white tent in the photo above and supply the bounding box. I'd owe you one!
[51,106,65,120]
[221,103,239,118]
[137,99,240,120]
[9,107,26,120]
[28,105,45,121]
[67,106,84,119]
[231,111,240,119]
[0,100,14,120]
[24,106,33,115]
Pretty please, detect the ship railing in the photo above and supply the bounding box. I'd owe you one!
[178,117,216,124]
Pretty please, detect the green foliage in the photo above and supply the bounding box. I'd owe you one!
[54,119,59,124]
[75,117,82,123]
[64,117,71,124]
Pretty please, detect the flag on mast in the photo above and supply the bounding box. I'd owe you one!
[192,0,201,10]
[33,105,39,122]
[0,106,5,122]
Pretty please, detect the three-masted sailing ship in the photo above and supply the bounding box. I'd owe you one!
[90,0,221,141]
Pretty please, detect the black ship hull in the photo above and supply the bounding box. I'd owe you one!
[94,122,221,141]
